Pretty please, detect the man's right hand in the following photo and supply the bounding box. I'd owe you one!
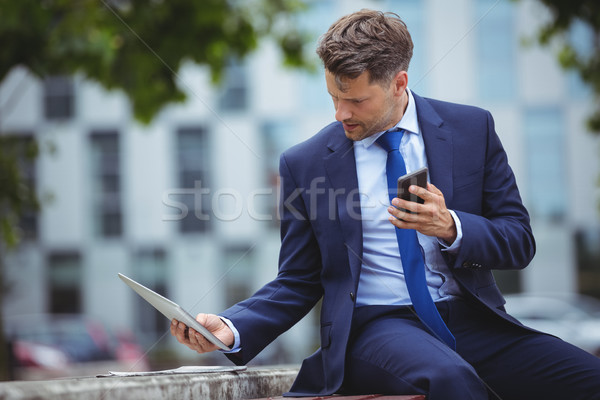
[170,313,235,353]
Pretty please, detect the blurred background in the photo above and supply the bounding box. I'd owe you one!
[1,0,599,381]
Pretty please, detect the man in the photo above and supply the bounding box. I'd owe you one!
[172,10,600,399]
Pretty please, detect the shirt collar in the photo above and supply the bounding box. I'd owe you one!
[359,88,420,149]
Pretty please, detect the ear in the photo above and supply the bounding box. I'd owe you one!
[391,71,408,96]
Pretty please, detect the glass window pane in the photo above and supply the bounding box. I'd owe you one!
[90,131,122,237]
[475,0,516,101]
[524,108,565,221]
[576,229,600,299]
[218,61,248,112]
[48,252,82,314]
[176,127,211,233]
[43,76,74,120]
[260,120,299,228]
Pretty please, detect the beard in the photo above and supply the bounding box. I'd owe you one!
[343,101,401,141]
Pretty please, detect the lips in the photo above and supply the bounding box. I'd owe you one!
[343,122,360,131]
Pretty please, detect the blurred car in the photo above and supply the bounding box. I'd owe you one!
[3,314,149,379]
[504,293,600,356]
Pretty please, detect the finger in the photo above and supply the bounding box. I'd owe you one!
[427,182,443,196]
[185,327,205,352]
[391,198,419,216]
[171,319,182,339]
[188,328,215,353]
[388,215,416,231]
[409,184,432,202]
[388,209,418,230]
[174,321,191,344]
[425,183,449,213]
[170,319,178,336]
[388,206,418,224]
[187,327,201,347]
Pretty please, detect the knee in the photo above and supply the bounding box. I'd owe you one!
[433,359,477,377]
[427,360,484,392]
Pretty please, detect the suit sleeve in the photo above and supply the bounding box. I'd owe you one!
[219,152,324,365]
[450,111,535,271]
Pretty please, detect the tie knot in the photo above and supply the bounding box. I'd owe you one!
[376,129,404,153]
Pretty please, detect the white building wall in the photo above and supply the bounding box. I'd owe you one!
[125,124,173,242]
[427,0,476,104]
[0,67,43,129]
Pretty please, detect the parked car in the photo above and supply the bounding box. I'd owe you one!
[3,314,149,379]
[504,293,600,356]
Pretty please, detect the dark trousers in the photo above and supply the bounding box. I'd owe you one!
[343,298,600,400]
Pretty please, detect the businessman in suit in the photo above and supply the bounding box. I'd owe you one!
[171,10,600,399]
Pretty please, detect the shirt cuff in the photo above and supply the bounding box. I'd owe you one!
[219,316,242,353]
[438,210,462,253]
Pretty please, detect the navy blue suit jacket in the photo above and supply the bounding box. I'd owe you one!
[220,93,536,396]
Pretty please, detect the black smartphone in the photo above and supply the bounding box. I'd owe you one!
[397,166,428,204]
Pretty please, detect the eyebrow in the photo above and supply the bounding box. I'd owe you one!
[327,90,367,102]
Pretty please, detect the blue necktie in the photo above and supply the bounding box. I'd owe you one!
[376,129,456,349]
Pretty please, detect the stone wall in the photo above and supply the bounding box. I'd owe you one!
[0,366,299,400]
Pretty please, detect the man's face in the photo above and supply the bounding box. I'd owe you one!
[325,70,405,141]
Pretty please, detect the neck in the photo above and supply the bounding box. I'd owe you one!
[393,89,409,127]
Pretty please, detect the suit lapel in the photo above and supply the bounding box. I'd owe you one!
[323,124,363,282]
[413,93,454,204]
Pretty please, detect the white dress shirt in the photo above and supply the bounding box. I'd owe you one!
[354,88,463,306]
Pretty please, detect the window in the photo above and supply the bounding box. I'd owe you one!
[90,131,122,237]
[218,60,248,112]
[176,127,211,233]
[260,121,298,228]
[524,108,565,221]
[132,248,168,346]
[43,76,74,120]
[576,229,600,299]
[48,251,82,314]
[223,245,254,306]
[475,0,516,101]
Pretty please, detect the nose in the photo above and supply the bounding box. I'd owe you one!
[335,102,352,122]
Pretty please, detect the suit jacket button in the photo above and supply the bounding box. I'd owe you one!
[350,292,355,301]
[462,261,471,268]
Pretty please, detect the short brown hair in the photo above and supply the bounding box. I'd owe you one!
[316,9,413,86]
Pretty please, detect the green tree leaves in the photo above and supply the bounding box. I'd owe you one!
[0,0,310,123]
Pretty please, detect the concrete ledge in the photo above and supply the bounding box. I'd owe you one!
[0,366,299,400]
[257,396,425,400]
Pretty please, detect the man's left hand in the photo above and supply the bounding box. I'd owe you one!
[387,182,457,244]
